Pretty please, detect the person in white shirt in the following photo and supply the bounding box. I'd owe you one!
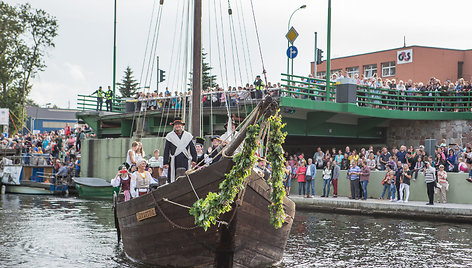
[126,141,138,167]
[131,159,157,197]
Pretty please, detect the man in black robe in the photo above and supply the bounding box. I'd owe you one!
[163,118,197,183]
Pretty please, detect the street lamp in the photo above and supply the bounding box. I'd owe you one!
[287,5,307,82]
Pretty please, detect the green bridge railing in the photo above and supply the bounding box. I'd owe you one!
[281,73,472,113]
[77,95,126,112]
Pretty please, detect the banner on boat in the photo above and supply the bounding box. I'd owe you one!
[2,166,22,185]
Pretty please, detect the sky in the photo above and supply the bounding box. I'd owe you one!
[6,0,472,109]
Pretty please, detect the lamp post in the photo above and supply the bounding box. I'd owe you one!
[286,4,306,82]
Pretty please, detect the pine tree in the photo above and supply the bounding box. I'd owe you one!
[202,52,217,89]
[189,50,217,90]
[117,66,139,97]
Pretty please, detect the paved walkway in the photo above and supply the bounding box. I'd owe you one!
[289,195,472,223]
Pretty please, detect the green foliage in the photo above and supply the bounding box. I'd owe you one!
[266,112,288,229]
[188,50,217,90]
[0,2,58,133]
[189,124,259,231]
[117,66,139,98]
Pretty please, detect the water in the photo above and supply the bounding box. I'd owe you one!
[1,195,471,268]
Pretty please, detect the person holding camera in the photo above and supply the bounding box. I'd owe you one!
[111,164,134,201]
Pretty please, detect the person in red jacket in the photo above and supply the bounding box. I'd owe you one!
[297,160,307,196]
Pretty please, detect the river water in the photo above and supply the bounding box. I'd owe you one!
[1,194,471,268]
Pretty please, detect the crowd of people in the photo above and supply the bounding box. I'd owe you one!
[288,72,472,112]
[284,141,472,205]
[0,123,94,177]
[110,118,248,201]
[132,75,282,112]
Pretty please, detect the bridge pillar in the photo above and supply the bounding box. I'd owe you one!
[335,78,357,103]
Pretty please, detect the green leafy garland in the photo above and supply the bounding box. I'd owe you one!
[189,124,260,231]
[266,112,287,229]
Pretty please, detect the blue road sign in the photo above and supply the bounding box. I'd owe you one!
[286,46,298,59]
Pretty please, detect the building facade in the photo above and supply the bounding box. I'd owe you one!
[26,106,79,133]
[312,45,472,84]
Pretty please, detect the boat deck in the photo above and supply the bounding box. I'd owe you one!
[290,195,472,223]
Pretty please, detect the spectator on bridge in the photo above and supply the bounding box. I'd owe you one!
[366,153,376,170]
[334,150,344,168]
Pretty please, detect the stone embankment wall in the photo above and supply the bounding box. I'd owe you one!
[81,137,166,180]
[387,120,472,148]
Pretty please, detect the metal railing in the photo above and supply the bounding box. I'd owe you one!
[77,95,126,112]
[281,73,472,113]
[281,73,337,101]
[356,85,472,112]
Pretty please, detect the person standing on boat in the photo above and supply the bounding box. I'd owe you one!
[131,159,157,197]
[92,86,104,111]
[111,164,134,201]
[126,141,138,168]
[208,136,222,165]
[194,137,208,168]
[163,118,197,183]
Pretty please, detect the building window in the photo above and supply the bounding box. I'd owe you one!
[316,72,326,79]
[381,61,396,77]
[331,69,342,79]
[363,64,377,78]
[345,66,359,78]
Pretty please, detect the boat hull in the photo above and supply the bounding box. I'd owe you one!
[116,158,295,267]
[75,184,114,199]
[5,185,53,195]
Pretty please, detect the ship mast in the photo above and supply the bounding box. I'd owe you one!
[191,0,202,136]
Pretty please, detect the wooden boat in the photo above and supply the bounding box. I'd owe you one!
[115,98,296,267]
[72,177,115,199]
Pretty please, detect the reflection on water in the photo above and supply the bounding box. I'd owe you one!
[1,195,471,267]
[282,211,472,267]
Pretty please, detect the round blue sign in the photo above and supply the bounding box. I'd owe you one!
[286,46,298,59]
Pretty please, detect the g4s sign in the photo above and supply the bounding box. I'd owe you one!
[397,49,413,64]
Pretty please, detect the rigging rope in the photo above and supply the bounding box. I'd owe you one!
[228,0,245,86]
[249,0,268,86]
[236,0,254,81]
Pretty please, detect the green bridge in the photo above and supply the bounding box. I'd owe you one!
[76,74,472,149]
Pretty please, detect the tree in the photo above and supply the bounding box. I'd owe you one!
[117,66,139,98]
[0,2,58,134]
[188,50,217,90]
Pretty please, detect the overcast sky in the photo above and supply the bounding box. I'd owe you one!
[7,0,472,109]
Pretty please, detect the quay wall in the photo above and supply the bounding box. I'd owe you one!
[81,137,166,180]
[386,120,472,148]
[290,170,472,204]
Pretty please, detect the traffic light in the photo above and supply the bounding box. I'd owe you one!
[316,49,324,65]
[159,69,166,83]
